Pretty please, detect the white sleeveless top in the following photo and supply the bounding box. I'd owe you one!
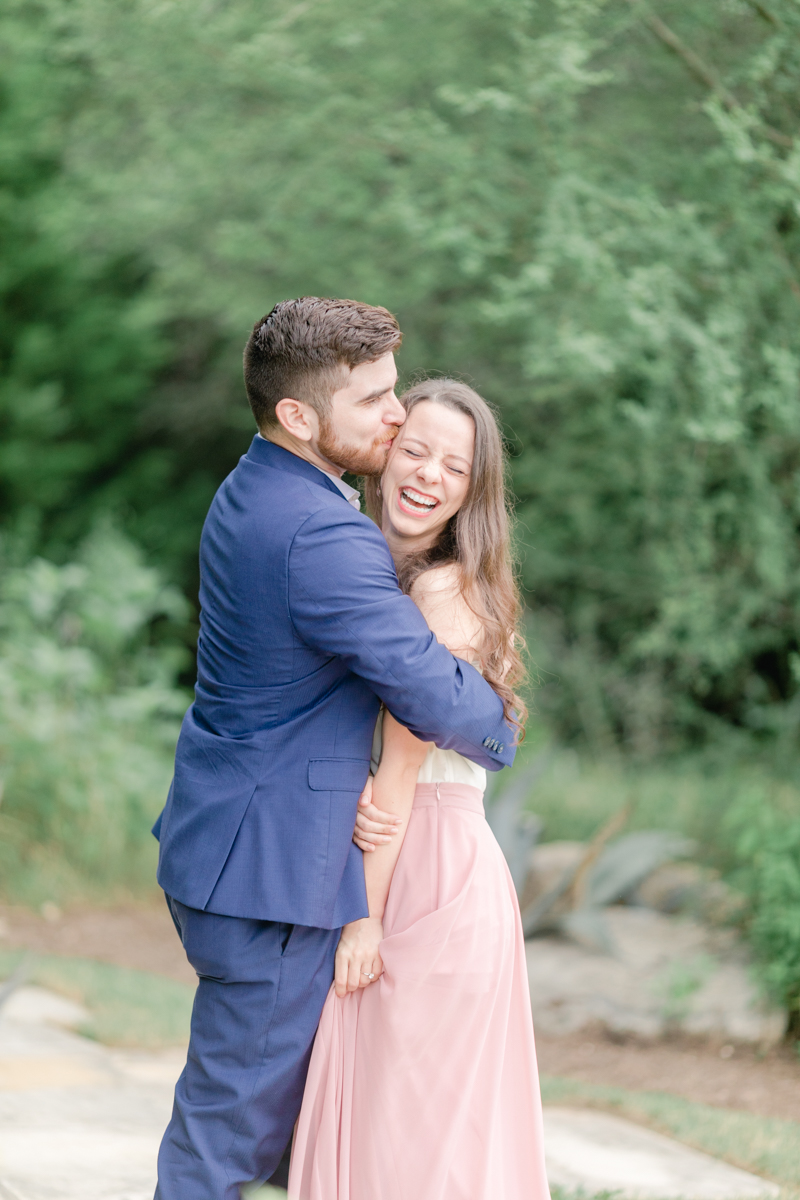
[370,708,487,793]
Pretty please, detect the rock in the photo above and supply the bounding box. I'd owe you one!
[0,1013,174,1198]
[519,841,585,913]
[543,1107,779,1198]
[2,985,90,1031]
[632,863,746,925]
[527,907,786,1044]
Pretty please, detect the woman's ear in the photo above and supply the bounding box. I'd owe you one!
[274,397,317,442]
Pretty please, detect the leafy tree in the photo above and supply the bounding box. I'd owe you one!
[0,6,164,553]
[2,0,800,748]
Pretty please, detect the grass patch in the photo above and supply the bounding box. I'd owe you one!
[541,1074,800,1194]
[0,949,195,1048]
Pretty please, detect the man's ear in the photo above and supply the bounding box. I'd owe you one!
[274,397,316,442]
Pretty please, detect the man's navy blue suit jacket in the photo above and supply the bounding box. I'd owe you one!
[154,436,516,929]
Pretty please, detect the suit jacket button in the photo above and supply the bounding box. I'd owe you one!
[498,744,504,753]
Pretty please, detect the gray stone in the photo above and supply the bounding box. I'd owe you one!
[543,1107,779,1198]
[0,1008,175,1199]
[2,986,90,1031]
[527,906,786,1044]
[632,863,746,925]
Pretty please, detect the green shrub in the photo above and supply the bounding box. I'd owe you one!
[0,524,190,901]
[727,793,800,1032]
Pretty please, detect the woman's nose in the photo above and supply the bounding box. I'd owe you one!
[418,459,441,484]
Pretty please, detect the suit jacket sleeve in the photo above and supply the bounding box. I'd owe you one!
[288,503,515,770]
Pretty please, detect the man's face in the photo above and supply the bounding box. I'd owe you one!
[317,353,406,477]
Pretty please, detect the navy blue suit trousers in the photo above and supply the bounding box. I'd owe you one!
[155,897,338,1199]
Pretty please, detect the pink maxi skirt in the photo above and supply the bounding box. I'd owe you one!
[288,782,551,1200]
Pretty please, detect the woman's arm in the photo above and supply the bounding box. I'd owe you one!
[352,564,485,854]
[363,712,430,917]
[336,566,482,996]
[334,713,429,996]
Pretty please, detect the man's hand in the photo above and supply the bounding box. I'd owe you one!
[353,774,402,853]
[334,917,384,997]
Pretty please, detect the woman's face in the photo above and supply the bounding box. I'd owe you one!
[381,400,475,551]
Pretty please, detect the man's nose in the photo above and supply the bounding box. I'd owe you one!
[383,394,406,426]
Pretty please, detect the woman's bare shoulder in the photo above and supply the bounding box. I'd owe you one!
[409,562,463,604]
[410,564,482,657]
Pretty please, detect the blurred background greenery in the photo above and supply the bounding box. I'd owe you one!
[1,0,799,1023]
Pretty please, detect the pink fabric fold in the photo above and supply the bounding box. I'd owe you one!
[289,782,551,1200]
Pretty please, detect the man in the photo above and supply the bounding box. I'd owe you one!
[153,297,516,1198]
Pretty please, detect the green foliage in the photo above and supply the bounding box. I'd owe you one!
[0,4,167,555]
[1,0,799,744]
[727,791,800,1026]
[0,524,189,901]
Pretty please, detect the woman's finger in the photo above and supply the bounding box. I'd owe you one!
[359,952,384,986]
[353,826,392,846]
[357,803,402,830]
[334,949,350,999]
[347,955,363,993]
[353,835,377,853]
[355,813,400,837]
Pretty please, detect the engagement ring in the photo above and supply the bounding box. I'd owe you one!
[363,971,375,979]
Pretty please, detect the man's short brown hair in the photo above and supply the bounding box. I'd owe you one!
[243,297,402,430]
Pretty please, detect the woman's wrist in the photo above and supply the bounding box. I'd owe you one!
[342,915,382,935]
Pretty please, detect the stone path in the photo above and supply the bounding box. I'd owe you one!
[543,1108,778,1199]
[0,986,781,1199]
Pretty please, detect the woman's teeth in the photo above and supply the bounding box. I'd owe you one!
[401,488,438,513]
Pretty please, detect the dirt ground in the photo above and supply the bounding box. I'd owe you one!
[2,901,799,1124]
[535,1031,800,1124]
[0,900,197,985]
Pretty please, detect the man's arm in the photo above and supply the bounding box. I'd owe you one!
[288,506,515,770]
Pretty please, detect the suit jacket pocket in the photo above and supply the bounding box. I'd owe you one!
[308,758,370,792]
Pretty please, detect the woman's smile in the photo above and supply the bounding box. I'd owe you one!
[396,485,441,517]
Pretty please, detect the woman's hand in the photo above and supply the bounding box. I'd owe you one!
[334,917,384,998]
[353,774,403,853]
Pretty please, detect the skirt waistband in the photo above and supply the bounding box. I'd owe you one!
[412,782,485,815]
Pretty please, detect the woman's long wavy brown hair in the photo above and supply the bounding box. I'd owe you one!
[365,378,527,741]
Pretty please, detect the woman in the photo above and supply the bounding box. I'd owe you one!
[289,380,550,1200]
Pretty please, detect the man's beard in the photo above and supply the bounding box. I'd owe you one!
[317,418,399,478]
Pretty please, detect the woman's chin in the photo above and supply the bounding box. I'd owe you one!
[393,516,447,547]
